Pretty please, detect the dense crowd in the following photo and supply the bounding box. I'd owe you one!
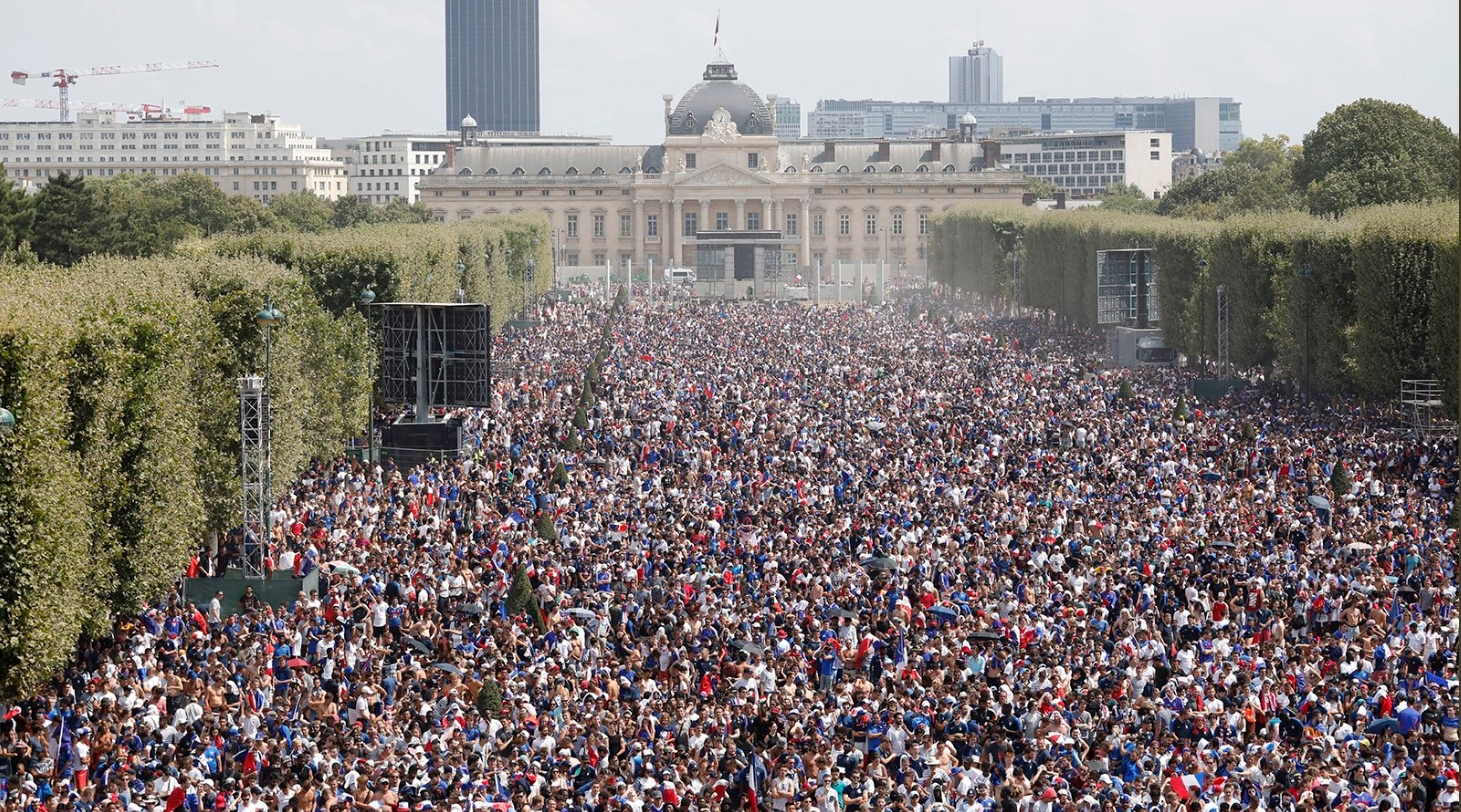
[1,290,1456,812]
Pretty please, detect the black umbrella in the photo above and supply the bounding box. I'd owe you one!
[1307,495,1332,511]
[969,630,1004,643]
[404,638,432,655]
[826,608,859,620]
[728,639,767,656]
[566,608,597,619]
[431,662,464,676]
[860,557,900,571]
[1209,540,1236,550]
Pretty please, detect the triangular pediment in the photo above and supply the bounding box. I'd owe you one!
[673,161,775,187]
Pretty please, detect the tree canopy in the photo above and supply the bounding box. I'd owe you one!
[1293,99,1460,216]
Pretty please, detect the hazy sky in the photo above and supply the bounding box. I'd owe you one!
[1,0,1456,146]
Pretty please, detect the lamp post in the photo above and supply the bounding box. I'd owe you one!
[1057,243,1067,325]
[1197,258,1209,373]
[1298,265,1315,399]
[0,406,14,433]
[253,300,283,545]
[358,287,376,465]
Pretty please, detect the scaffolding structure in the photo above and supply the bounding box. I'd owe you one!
[1400,380,1452,437]
[1215,284,1230,377]
[237,376,268,579]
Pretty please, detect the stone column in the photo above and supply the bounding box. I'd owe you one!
[671,199,683,268]
[801,199,813,273]
[735,199,747,230]
[633,199,646,268]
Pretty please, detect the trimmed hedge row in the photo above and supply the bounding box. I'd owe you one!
[929,203,1459,406]
[205,216,554,331]
[0,216,549,698]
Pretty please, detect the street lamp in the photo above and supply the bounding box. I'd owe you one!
[1057,243,1067,324]
[0,406,14,433]
[1197,258,1209,372]
[253,300,283,546]
[1298,265,1315,399]
[358,287,376,465]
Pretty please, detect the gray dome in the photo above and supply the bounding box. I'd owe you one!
[668,60,771,137]
[460,114,477,128]
[961,112,977,125]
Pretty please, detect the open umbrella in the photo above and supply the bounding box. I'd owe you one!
[404,638,433,655]
[286,658,309,669]
[929,606,959,620]
[864,420,887,433]
[1344,541,1373,552]
[566,608,597,619]
[1209,540,1236,550]
[969,630,1005,643]
[1199,470,1222,482]
[826,608,859,620]
[459,602,485,615]
[327,560,361,576]
[860,557,900,572]
[1307,495,1332,511]
[431,662,465,676]
[728,640,767,656]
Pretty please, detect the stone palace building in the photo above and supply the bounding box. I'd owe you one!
[419,56,1028,295]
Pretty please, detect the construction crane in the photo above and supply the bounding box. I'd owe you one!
[10,61,219,122]
[1,98,211,121]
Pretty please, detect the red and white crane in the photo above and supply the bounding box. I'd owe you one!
[1,98,211,120]
[9,61,219,122]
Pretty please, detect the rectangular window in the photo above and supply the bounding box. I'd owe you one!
[919,213,929,235]
[1150,138,1160,148]
[715,212,729,230]
[785,213,798,236]
[685,153,697,169]
[746,211,760,230]
[592,252,606,266]
[646,214,659,238]
[684,212,698,236]
[566,214,579,238]
[593,214,605,237]
[839,214,851,236]
[747,152,759,169]
[1150,151,1160,160]
[620,213,632,237]
[892,213,904,235]
[865,214,877,236]
[813,214,824,236]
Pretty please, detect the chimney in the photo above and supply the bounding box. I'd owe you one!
[981,140,1002,165]
[930,140,942,161]
[876,138,891,162]
[445,142,456,169]
[1022,192,1037,206]
[1055,191,1067,210]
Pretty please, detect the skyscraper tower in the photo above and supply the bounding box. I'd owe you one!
[949,41,1003,106]
[445,0,540,133]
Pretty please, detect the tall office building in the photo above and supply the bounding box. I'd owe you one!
[773,97,802,140]
[949,41,1003,105]
[445,0,540,133]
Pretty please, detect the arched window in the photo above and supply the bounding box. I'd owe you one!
[889,165,903,173]
[457,167,473,176]
[511,167,525,176]
[915,165,929,173]
[566,167,579,176]
[591,167,606,175]
[486,168,499,176]
[942,165,956,173]
[538,167,552,175]
[863,166,877,173]
[836,165,850,174]
[811,165,824,173]
[784,166,798,173]
[618,166,633,174]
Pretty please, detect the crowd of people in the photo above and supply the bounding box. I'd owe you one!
[1,288,1456,812]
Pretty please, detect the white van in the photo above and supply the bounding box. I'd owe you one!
[667,268,697,285]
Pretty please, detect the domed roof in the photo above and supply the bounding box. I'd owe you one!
[961,112,978,125]
[668,59,772,137]
[460,114,477,128]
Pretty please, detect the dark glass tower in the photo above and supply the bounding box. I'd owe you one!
[445,0,540,133]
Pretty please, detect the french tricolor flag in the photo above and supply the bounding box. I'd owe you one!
[1170,773,1205,800]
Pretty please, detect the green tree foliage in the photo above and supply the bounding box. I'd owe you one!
[0,168,33,254]
[30,173,99,266]
[1294,99,1460,217]
[1330,460,1351,496]
[1099,182,1157,214]
[331,195,381,229]
[475,679,503,717]
[1024,177,1063,199]
[161,173,238,236]
[929,203,1458,409]
[270,191,334,233]
[536,512,558,541]
[505,566,536,617]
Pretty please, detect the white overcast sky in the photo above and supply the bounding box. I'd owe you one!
[1,0,1455,145]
